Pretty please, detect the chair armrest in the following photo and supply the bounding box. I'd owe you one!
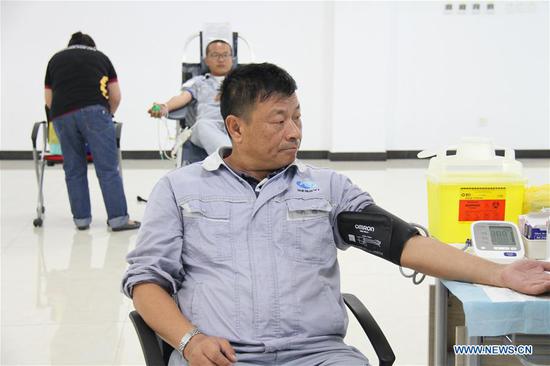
[31,121,46,149]
[114,122,122,148]
[342,293,395,366]
[129,311,166,366]
[167,106,189,120]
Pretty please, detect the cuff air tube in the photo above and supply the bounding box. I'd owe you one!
[337,205,420,265]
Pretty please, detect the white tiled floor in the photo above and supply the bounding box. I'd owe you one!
[1,158,549,366]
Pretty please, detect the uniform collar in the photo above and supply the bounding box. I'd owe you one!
[202,146,307,174]
[204,73,225,84]
[66,45,97,51]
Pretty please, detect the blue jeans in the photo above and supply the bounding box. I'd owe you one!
[53,105,129,228]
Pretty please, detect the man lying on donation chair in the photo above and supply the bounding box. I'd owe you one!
[148,39,233,155]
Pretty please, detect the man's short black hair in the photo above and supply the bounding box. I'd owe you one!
[220,63,297,121]
[205,39,232,55]
[68,31,96,48]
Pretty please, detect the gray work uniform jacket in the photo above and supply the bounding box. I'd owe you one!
[181,73,223,124]
[122,148,374,353]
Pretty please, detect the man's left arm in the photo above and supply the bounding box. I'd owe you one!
[104,55,120,115]
[44,88,52,109]
[400,235,550,296]
[44,61,52,109]
[107,81,121,115]
[330,172,550,296]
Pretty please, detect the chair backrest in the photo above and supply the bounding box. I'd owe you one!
[45,106,63,155]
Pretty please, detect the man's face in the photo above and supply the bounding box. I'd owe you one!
[238,93,302,170]
[204,42,233,76]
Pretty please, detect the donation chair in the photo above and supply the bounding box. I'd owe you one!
[31,107,122,227]
[129,293,396,366]
[167,28,254,167]
[137,28,251,203]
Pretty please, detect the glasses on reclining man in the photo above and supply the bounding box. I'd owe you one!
[207,53,232,60]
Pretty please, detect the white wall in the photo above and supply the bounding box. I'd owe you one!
[1,1,548,153]
[387,1,550,151]
[331,2,392,152]
[1,1,333,151]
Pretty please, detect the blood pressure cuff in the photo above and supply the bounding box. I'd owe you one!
[337,205,420,265]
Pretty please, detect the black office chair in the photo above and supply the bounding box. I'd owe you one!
[129,293,395,366]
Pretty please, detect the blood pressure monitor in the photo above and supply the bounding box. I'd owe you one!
[471,221,525,263]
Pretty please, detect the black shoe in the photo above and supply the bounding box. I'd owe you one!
[110,220,141,232]
[77,225,90,231]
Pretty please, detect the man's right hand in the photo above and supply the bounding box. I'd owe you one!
[183,333,237,366]
[148,103,168,118]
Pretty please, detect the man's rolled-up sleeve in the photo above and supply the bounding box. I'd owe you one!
[330,172,375,250]
[122,176,185,298]
[181,77,198,100]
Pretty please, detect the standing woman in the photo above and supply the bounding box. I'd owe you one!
[44,31,139,231]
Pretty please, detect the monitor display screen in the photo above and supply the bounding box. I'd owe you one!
[489,226,516,247]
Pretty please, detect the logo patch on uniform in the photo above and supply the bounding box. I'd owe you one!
[296,180,319,192]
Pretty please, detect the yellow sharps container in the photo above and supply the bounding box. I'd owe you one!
[423,139,526,244]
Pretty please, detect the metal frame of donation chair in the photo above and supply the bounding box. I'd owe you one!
[129,293,396,366]
[31,107,123,227]
[166,30,254,167]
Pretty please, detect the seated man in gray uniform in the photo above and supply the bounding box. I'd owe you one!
[124,63,550,366]
[148,39,232,154]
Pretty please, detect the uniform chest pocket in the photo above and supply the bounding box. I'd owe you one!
[283,197,336,264]
[180,199,233,262]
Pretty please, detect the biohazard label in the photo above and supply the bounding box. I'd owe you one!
[458,187,506,221]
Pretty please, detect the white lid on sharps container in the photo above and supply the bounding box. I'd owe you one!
[418,137,525,183]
